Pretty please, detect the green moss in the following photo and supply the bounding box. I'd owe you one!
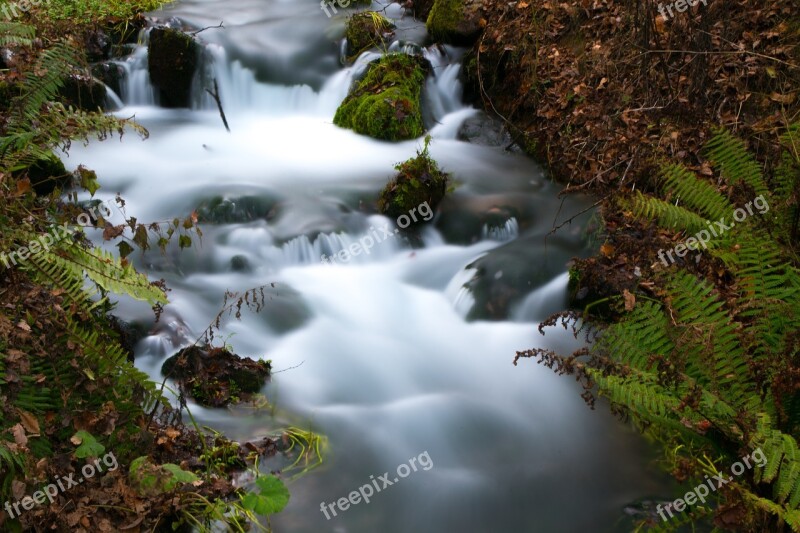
[426,0,463,42]
[333,54,428,141]
[345,12,393,59]
[378,136,448,221]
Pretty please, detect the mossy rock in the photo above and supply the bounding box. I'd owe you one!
[59,74,107,111]
[162,345,271,407]
[378,138,448,223]
[426,0,483,45]
[333,53,429,141]
[345,12,394,59]
[147,27,199,108]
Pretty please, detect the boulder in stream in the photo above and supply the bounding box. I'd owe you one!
[426,0,484,46]
[161,345,271,407]
[333,53,429,141]
[378,136,448,224]
[345,12,394,59]
[148,27,200,108]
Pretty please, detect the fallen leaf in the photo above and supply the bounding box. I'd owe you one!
[623,289,636,311]
[17,409,40,436]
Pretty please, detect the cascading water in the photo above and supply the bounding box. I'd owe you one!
[70,0,671,530]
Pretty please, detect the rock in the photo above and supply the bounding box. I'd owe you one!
[230,255,251,272]
[464,235,574,320]
[435,195,525,244]
[147,27,200,108]
[345,12,394,60]
[426,0,484,46]
[333,53,429,141]
[60,74,107,111]
[457,112,513,146]
[378,137,448,224]
[401,0,436,21]
[195,195,280,224]
[92,62,125,96]
[84,28,111,62]
[161,345,271,407]
[21,152,70,196]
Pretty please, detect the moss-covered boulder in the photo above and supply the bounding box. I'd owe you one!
[161,345,271,407]
[148,28,199,108]
[378,136,448,223]
[333,53,429,141]
[345,12,394,59]
[426,0,483,45]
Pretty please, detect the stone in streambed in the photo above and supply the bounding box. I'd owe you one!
[147,27,200,108]
[333,53,429,141]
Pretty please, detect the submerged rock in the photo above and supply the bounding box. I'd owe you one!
[333,53,429,141]
[161,345,271,407]
[345,12,394,59]
[378,137,448,224]
[147,28,200,108]
[426,0,484,46]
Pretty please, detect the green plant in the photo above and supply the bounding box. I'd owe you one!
[518,126,800,531]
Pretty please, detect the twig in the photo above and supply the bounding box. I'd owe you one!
[547,196,607,237]
[190,22,224,35]
[205,79,230,132]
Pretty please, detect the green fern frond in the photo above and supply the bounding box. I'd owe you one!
[0,22,35,46]
[624,191,710,233]
[659,163,734,222]
[705,129,769,198]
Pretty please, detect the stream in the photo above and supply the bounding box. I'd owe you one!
[62,0,671,530]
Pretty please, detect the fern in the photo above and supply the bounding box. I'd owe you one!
[704,128,769,198]
[624,191,710,233]
[0,22,35,46]
[659,162,733,222]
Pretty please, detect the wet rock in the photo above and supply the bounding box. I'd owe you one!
[161,345,271,407]
[378,138,448,224]
[464,235,575,320]
[457,113,513,147]
[400,0,436,21]
[92,62,125,96]
[108,316,148,362]
[345,12,394,59]
[60,74,107,111]
[230,255,251,272]
[333,53,430,141]
[257,284,313,334]
[435,195,525,244]
[195,195,280,224]
[147,27,200,108]
[426,0,484,46]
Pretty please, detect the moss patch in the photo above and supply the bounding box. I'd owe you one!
[426,0,463,41]
[378,136,448,222]
[345,12,393,59]
[333,54,428,141]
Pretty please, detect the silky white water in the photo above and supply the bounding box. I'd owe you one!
[63,0,670,530]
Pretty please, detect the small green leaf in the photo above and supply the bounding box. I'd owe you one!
[71,430,105,458]
[178,235,192,249]
[77,166,100,197]
[242,475,290,515]
[117,241,134,259]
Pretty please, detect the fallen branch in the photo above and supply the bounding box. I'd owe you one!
[190,22,224,35]
[205,79,230,133]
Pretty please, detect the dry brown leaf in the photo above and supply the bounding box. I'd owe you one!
[17,409,40,436]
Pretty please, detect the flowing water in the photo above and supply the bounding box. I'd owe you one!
[64,0,672,530]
